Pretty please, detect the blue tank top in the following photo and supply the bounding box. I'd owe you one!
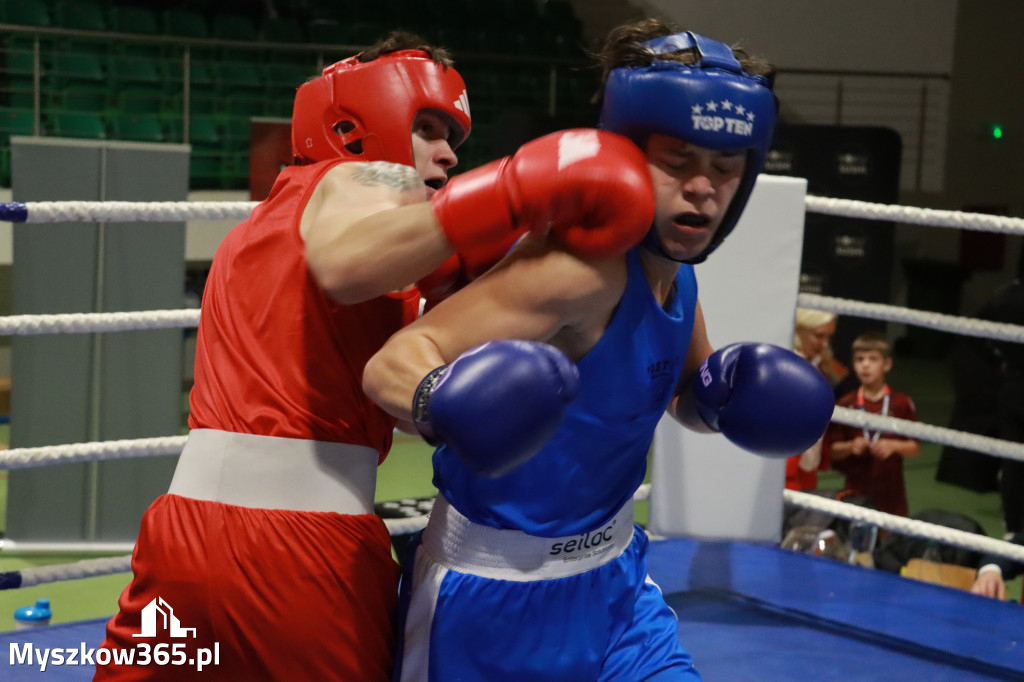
[433,248,698,536]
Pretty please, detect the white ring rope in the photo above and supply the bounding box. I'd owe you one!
[0,201,258,223]
[831,405,1024,463]
[805,195,1024,235]
[4,295,1023,345]
[0,309,200,336]
[0,437,186,470]
[2,407,1020,471]
[16,555,134,588]
[3,197,1022,234]
[799,293,1024,345]
[784,489,1024,563]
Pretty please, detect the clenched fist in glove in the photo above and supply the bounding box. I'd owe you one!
[431,129,655,261]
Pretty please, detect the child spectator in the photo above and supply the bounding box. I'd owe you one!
[827,332,920,515]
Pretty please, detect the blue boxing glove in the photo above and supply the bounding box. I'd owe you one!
[412,340,580,477]
[692,343,834,458]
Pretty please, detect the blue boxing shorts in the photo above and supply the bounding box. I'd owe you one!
[394,497,700,682]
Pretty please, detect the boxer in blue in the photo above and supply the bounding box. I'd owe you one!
[364,19,835,681]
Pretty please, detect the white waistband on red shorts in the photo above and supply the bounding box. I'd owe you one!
[420,495,635,582]
[167,428,378,514]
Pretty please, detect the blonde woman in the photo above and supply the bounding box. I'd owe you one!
[794,308,849,388]
[788,308,848,490]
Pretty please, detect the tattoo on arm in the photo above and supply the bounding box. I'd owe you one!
[351,162,422,192]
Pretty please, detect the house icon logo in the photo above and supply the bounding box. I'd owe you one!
[132,597,197,639]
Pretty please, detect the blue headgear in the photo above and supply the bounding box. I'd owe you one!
[600,32,777,263]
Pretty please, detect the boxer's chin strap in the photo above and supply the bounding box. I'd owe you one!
[640,228,708,265]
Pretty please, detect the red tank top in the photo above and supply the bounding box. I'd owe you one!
[188,161,420,460]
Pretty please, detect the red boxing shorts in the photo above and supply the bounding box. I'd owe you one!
[94,494,400,681]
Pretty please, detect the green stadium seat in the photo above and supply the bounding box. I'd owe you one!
[218,61,266,117]
[211,13,258,42]
[261,17,304,43]
[48,111,106,139]
[3,0,52,27]
[221,96,265,120]
[161,59,220,117]
[2,41,38,77]
[162,58,218,92]
[189,153,225,189]
[162,9,208,39]
[264,63,312,86]
[217,61,264,93]
[109,55,162,87]
[51,85,109,113]
[111,113,164,142]
[0,105,38,185]
[188,115,223,149]
[108,55,165,109]
[1,42,40,109]
[161,114,220,147]
[53,0,106,32]
[48,52,105,88]
[0,105,37,140]
[263,63,308,106]
[5,88,36,109]
[220,151,250,189]
[58,37,111,57]
[219,114,252,154]
[109,6,160,35]
[115,89,167,114]
[160,115,183,143]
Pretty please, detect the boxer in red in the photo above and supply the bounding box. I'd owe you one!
[94,30,658,682]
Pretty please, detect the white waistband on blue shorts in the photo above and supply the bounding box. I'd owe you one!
[167,428,378,514]
[420,495,635,581]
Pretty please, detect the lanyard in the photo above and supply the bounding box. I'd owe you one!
[856,385,890,443]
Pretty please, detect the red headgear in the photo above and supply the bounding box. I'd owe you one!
[291,50,471,167]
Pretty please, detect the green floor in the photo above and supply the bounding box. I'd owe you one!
[0,355,1018,631]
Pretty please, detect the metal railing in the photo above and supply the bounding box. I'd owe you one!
[1,23,950,192]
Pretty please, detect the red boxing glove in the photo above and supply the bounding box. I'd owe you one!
[431,129,654,259]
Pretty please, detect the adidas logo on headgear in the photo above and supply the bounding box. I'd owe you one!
[453,90,471,119]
